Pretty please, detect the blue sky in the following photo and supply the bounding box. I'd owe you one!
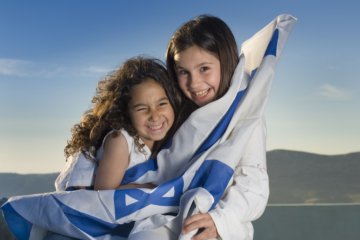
[1,1,359,173]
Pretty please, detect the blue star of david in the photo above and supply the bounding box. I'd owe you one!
[114,176,184,219]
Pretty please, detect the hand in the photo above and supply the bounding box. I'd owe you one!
[182,213,219,240]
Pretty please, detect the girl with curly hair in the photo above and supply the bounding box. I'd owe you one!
[56,56,181,191]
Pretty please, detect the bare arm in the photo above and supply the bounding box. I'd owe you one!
[94,132,130,190]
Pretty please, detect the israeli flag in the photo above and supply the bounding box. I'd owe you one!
[1,14,296,240]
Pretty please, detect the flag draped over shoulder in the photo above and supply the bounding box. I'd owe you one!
[1,14,296,240]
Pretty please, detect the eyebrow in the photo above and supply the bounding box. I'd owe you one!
[175,61,213,70]
[131,97,169,109]
[131,103,147,109]
[158,97,169,101]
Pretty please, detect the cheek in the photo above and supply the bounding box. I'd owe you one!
[162,107,175,120]
[177,79,189,94]
[212,72,221,94]
[168,109,175,123]
[129,112,144,127]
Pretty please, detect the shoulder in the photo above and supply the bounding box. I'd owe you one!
[103,129,134,153]
[104,130,126,147]
[97,129,132,160]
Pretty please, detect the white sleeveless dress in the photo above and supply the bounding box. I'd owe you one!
[55,129,151,191]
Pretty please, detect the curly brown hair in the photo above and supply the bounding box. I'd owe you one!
[64,56,181,160]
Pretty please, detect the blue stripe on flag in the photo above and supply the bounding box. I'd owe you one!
[53,196,134,237]
[1,202,32,240]
[188,160,234,209]
[121,158,157,185]
[160,137,173,150]
[120,136,173,184]
[264,29,279,57]
[194,89,247,157]
[115,176,184,219]
[250,69,257,79]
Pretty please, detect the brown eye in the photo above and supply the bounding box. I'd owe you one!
[159,100,169,106]
[200,66,209,72]
[134,107,147,112]
[177,69,187,76]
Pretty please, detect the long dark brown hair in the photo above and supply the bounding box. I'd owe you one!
[166,14,239,108]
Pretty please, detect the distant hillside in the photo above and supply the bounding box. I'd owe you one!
[0,150,360,204]
[0,173,58,198]
[267,150,360,204]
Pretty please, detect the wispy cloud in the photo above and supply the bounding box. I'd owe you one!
[318,83,350,100]
[0,58,112,79]
[0,58,33,76]
[0,58,68,78]
[82,66,112,74]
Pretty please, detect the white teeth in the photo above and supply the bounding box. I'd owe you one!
[148,123,163,130]
[194,89,208,97]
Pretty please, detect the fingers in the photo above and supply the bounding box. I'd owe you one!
[184,213,208,227]
[183,213,208,233]
[192,226,217,240]
[182,213,218,240]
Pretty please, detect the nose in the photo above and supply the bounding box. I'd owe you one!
[188,72,201,89]
[149,109,160,121]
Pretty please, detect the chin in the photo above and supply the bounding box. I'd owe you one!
[150,133,167,141]
[196,100,211,107]
[192,96,215,107]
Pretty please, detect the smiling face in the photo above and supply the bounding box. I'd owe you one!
[174,45,221,107]
[128,78,175,150]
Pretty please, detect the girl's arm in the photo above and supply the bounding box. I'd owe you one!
[94,132,130,190]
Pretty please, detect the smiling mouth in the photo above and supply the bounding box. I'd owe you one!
[148,122,164,130]
[193,89,209,97]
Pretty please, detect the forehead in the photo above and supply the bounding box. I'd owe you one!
[174,45,218,67]
[129,79,166,100]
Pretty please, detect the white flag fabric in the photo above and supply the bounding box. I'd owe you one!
[1,14,296,240]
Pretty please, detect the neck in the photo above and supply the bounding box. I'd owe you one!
[141,138,154,151]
